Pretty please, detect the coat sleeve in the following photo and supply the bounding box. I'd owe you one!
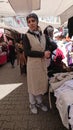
[22,34,44,58]
[45,35,57,52]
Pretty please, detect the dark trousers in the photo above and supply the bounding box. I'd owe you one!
[9,56,15,66]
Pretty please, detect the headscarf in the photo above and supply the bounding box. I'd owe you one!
[26,13,39,23]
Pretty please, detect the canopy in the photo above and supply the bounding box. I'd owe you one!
[0,0,73,28]
[9,0,40,16]
[0,0,40,17]
[37,0,73,16]
[0,0,15,17]
[60,5,73,24]
[33,0,73,24]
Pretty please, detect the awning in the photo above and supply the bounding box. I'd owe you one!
[59,5,73,24]
[0,0,40,17]
[0,0,73,25]
[0,0,16,17]
[33,0,73,24]
[9,0,40,15]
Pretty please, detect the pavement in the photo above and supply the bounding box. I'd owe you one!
[0,61,67,130]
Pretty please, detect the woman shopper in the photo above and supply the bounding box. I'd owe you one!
[43,25,57,76]
[8,40,16,68]
[22,13,56,114]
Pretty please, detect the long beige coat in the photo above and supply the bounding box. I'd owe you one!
[26,33,48,96]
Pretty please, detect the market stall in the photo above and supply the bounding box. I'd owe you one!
[49,72,73,130]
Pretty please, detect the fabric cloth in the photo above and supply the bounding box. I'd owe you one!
[54,79,73,129]
[49,72,73,91]
[49,72,73,128]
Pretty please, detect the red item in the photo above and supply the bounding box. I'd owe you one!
[0,33,3,38]
[54,48,65,64]
[0,52,7,65]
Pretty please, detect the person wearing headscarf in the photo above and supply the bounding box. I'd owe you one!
[22,13,57,114]
[44,25,54,40]
[43,25,57,76]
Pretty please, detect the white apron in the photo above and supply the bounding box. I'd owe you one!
[26,33,48,95]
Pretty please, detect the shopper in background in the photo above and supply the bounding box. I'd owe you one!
[43,25,57,76]
[18,39,27,75]
[15,39,20,65]
[44,25,54,40]
[8,40,16,68]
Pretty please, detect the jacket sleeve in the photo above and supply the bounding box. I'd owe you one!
[45,35,57,52]
[22,34,44,58]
